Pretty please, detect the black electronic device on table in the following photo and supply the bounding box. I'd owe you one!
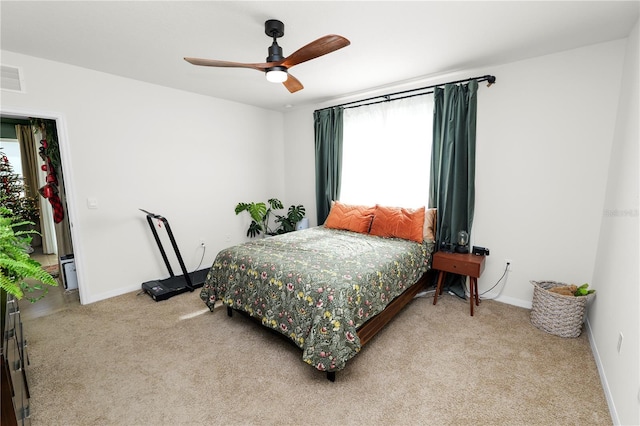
[140,209,209,301]
[472,246,490,256]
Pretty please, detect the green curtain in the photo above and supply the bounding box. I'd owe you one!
[429,80,478,297]
[313,107,344,224]
[430,80,478,243]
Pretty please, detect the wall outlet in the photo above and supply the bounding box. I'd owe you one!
[505,259,513,271]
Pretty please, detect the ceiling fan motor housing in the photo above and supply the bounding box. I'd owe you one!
[265,19,284,38]
[265,20,285,62]
[267,42,284,62]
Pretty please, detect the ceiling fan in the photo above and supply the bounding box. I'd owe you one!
[184,19,350,93]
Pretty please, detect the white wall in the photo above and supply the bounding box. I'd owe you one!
[473,40,625,306]
[1,50,285,304]
[282,108,317,226]
[589,19,639,426]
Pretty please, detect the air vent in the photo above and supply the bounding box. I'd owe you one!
[1,65,24,92]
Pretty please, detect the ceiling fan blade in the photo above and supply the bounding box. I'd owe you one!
[283,74,303,93]
[281,35,350,68]
[184,57,272,72]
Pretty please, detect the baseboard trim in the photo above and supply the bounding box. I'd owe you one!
[585,318,618,425]
[494,294,532,309]
[82,284,141,305]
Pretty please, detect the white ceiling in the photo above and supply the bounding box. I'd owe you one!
[1,1,638,112]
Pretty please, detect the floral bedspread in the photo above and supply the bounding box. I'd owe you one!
[200,226,434,372]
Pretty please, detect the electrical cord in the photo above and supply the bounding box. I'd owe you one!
[193,244,206,272]
[478,262,509,299]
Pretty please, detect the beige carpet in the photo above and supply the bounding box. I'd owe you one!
[23,290,610,426]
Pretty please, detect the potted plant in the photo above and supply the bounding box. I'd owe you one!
[235,198,306,238]
[0,206,57,302]
[274,204,306,234]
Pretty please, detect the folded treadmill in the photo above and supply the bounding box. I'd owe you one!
[140,209,208,301]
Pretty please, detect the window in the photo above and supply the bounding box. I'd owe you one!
[0,139,23,176]
[340,95,433,208]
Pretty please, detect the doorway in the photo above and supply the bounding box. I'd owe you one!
[0,109,83,304]
[1,118,56,254]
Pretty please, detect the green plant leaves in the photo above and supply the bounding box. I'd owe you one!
[0,206,58,301]
[247,220,262,238]
[574,283,595,296]
[275,205,306,234]
[236,199,306,238]
[267,198,284,211]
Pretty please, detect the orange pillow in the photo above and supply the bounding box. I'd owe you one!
[369,205,425,243]
[324,201,375,234]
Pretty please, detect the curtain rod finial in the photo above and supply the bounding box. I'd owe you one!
[486,75,496,87]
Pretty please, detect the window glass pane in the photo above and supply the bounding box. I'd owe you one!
[0,139,22,176]
[341,95,433,208]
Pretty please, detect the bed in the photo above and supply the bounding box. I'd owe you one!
[200,203,436,380]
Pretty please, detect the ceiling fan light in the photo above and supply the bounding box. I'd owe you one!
[266,67,288,83]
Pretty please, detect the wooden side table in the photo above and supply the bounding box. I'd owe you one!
[432,252,486,316]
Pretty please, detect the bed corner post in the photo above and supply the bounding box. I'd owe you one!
[227,306,233,317]
[327,372,336,382]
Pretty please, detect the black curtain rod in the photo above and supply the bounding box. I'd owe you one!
[315,74,496,113]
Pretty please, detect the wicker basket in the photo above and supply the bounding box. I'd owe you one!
[530,280,595,338]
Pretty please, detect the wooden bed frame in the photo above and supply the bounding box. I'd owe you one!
[356,271,430,346]
[226,270,432,382]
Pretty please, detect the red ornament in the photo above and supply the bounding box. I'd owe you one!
[41,164,48,171]
[46,174,57,184]
[40,139,48,148]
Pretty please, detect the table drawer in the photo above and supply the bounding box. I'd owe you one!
[432,254,483,277]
